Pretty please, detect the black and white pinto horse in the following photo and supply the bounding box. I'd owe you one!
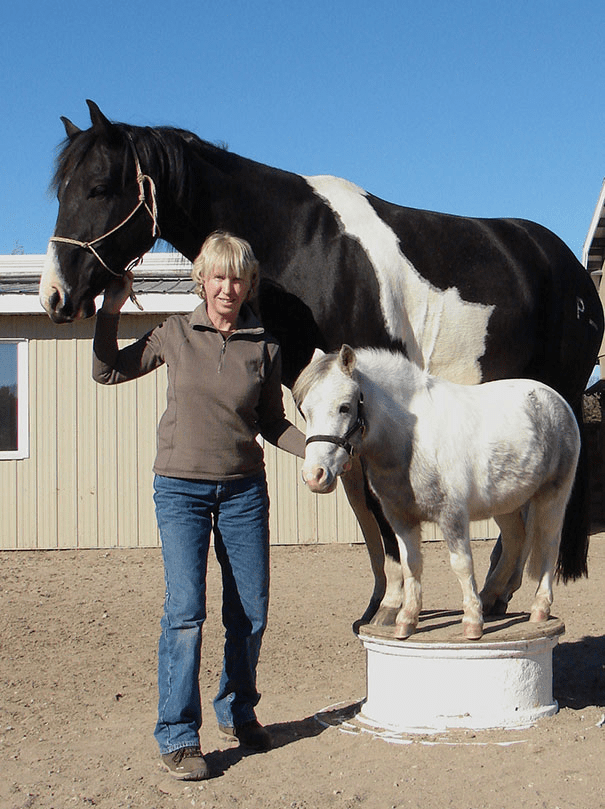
[39,101,603,625]
[294,345,580,639]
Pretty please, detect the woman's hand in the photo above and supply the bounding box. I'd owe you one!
[99,272,134,314]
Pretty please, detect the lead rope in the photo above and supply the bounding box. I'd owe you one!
[49,137,161,310]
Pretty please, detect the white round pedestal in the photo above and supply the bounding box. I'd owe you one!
[356,613,564,733]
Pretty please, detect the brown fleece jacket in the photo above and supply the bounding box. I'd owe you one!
[93,303,305,480]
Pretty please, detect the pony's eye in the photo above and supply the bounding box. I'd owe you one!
[339,404,351,414]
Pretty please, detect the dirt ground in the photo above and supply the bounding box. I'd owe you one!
[1,535,604,809]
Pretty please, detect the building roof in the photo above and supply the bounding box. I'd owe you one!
[583,178,605,277]
[0,252,198,314]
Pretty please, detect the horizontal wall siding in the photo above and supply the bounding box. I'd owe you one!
[0,315,499,549]
[0,315,165,549]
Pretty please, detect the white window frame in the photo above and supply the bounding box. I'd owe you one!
[0,339,29,460]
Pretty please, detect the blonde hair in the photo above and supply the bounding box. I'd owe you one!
[192,231,260,301]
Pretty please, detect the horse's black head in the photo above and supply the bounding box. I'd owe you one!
[40,101,159,323]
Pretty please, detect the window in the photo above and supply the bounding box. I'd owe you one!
[0,340,29,459]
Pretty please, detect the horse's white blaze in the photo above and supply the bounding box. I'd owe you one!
[39,242,67,313]
[303,175,495,384]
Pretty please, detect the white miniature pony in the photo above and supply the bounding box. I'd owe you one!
[293,346,580,640]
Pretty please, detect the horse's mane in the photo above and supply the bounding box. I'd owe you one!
[292,352,340,408]
[51,122,233,206]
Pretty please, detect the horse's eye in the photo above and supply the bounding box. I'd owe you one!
[339,404,351,414]
[88,184,109,199]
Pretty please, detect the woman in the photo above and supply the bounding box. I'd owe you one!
[93,232,305,780]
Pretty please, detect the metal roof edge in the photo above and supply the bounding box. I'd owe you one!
[0,292,198,315]
[0,252,192,277]
[582,178,605,268]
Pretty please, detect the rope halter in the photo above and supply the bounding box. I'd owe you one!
[49,136,160,308]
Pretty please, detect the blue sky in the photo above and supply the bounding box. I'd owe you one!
[2,0,605,260]
[0,343,17,388]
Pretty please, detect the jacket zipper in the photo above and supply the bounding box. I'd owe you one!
[217,336,228,373]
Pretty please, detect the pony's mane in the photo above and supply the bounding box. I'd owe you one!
[355,347,420,378]
[51,122,233,204]
[292,346,425,411]
[292,352,340,408]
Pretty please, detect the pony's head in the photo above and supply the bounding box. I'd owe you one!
[293,345,365,493]
[40,101,160,322]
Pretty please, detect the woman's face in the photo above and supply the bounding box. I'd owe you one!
[203,268,250,327]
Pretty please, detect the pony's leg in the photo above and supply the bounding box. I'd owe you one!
[525,496,566,623]
[392,523,423,639]
[480,510,528,615]
[441,514,483,639]
[341,458,403,627]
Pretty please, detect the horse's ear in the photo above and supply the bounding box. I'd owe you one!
[61,116,81,140]
[311,348,325,362]
[86,100,113,134]
[338,344,356,376]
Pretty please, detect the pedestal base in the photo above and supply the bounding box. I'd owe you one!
[356,612,564,733]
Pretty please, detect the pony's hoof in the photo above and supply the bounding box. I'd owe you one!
[394,622,415,639]
[529,608,549,623]
[369,605,399,627]
[463,622,484,640]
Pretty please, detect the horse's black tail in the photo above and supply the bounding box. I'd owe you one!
[557,400,590,582]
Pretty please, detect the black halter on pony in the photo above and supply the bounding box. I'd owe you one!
[304,394,366,457]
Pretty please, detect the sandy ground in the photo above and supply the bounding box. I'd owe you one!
[1,536,604,809]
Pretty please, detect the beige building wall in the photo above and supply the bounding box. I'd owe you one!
[0,313,498,550]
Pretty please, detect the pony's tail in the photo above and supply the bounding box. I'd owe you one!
[555,401,590,582]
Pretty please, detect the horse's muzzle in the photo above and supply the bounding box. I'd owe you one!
[44,290,97,323]
[301,464,339,494]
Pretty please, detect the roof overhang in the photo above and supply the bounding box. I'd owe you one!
[582,178,605,278]
[0,252,198,314]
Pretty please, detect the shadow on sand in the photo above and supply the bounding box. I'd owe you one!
[203,708,345,778]
[553,634,605,709]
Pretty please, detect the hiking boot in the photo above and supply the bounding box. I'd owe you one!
[160,746,210,780]
[218,719,272,751]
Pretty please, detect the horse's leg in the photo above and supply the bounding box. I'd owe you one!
[525,495,566,623]
[480,509,528,615]
[555,400,590,582]
[483,535,512,614]
[341,458,403,627]
[441,513,483,639]
[391,522,423,639]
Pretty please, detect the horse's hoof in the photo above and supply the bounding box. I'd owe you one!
[355,598,382,628]
[484,597,509,616]
[368,606,399,627]
[463,623,484,640]
[529,608,549,623]
[394,622,415,639]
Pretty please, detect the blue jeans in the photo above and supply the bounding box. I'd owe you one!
[153,473,270,754]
